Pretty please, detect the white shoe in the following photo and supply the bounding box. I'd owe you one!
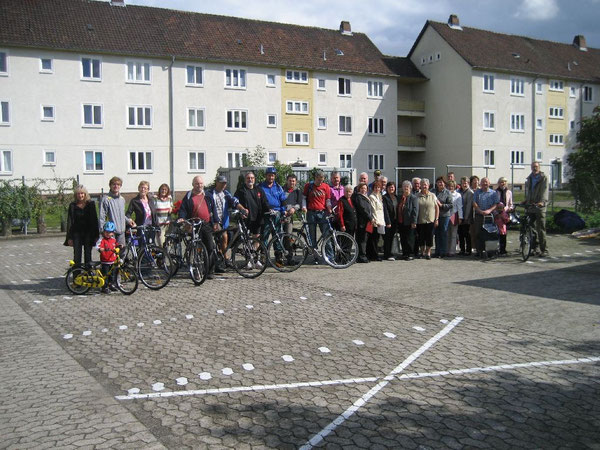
[245,261,253,270]
[387,257,395,261]
[254,261,263,269]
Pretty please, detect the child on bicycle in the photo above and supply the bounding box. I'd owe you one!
[98,221,117,293]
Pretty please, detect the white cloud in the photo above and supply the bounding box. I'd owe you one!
[514,0,559,20]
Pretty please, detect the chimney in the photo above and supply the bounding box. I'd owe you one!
[340,21,352,36]
[111,0,125,6]
[573,35,587,51]
[448,14,462,30]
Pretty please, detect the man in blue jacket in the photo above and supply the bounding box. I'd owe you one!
[259,167,289,265]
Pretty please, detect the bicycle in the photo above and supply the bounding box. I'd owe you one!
[514,204,538,261]
[263,211,309,272]
[212,210,268,278]
[122,225,173,290]
[163,218,210,285]
[65,248,138,295]
[292,211,358,269]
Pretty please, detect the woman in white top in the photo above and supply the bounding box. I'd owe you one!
[446,180,463,256]
[154,183,173,246]
[367,183,386,261]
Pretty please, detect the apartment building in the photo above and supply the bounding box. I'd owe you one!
[0,0,424,193]
[407,15,600,186]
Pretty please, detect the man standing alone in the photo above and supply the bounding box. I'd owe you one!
[524,162,549,256]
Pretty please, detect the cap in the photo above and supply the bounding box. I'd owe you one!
[265,167,277,174]
[216,175,227,183]
[374,170,382,176]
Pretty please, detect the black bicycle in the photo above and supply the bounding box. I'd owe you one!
[163,219,210,285]
[122,225,173,290]
[264,211,309,272]
[514,205,538,261]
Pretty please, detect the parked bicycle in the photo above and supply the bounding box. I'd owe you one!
[163,218,210,285]
[264,211,308,272]
[121,225,172,290]
[292,212,358,268]
[65,248,138,295]
[514,204,538,261]
[211,210,268,278]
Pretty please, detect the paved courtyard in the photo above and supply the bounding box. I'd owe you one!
[0,232,599,449]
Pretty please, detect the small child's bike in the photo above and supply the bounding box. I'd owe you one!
[65,248,139,295]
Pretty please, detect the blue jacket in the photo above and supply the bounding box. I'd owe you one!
[205,188,239,229]
[259,181,287,214]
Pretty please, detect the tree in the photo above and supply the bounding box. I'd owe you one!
[568,106,600,212]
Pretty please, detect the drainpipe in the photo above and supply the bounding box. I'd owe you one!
[531,76,538,165]
[168,56,175,192]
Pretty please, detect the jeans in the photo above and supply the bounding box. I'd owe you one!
[307,210,329,248]
[261,213,282,252]
[434,216,450,256]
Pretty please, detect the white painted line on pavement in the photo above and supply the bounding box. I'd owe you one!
[300,316,464,450]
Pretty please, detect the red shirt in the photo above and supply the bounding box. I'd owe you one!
[304,182,331,211]
[98,237,117,263]
[191,193,210,222]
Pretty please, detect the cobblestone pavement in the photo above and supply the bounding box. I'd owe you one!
[0,232,598,449]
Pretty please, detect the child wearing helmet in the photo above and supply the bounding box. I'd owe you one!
[97,221,117,293]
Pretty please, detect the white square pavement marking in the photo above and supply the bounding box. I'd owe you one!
[199,372,212,380]
[282,355,294,362]
[413,326,425,332]
[384,332,396,338]
[152,382,165,391]
[319,347,331,353]
[242,363,255,371]
[176,377,188,385]
[352,340,364,346]
[222,368,233,375]
[83,331,92,336]
[185,314,194,319]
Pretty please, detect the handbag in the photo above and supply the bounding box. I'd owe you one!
[391,232,401,255]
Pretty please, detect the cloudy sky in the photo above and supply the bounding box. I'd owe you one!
[125,0,600,56]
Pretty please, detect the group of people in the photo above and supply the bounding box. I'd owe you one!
[64,161,549,284]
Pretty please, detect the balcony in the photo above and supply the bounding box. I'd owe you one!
[397,100,425,117]
[398,135,426,152]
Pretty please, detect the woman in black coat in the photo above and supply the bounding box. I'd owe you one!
[382,181,398,260]
[352,183,375,263]
[397,180,419,260]
[126,181,158,227]
[65,185,99,266]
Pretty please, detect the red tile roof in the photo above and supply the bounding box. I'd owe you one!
[410,21,600,83]
[0,0,404,77]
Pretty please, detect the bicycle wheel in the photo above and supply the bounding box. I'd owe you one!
[322,232,358,269]
[116,264,138,295]
[163,236,181,277]
[65,266,91,295]
[189,241,209,285]
[137,245,172,290]
[267,232,308,272]
[231,237,267,278]
[520,227,533,261]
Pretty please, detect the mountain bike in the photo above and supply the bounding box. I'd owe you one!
[264,211,309,272]
[163,218,210,285]
[65,248,138,295]
[514,204,538,261]
[293,211,358,268]
[122,225,172,290]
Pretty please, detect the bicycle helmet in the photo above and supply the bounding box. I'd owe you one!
[103,221,116,232]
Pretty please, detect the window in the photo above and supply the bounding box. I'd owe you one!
[536,151,543,162]
[268,152,277,164]
[570,120,575,130]
[43,150,56,166]
[318,152,327,166]
[338,115,352,134]
[186,65,203,86]
[317,116,327,130]
[286,100,309,114]
[84,150,103,172]
[266,74,276,87]
[510,113,525,132]
[548,107,564,119]
[267,114,277,128]
[368,154,384,171]
[82,104,103,127]
[286,132,309,145]
[484,149,495,167]
[226,110,248,130]
[549,134,564,145]
[338,77,351,96]
[0,51,7,75]
[40,58,53,73]
[511,150,525,166]
[421,56,426,66]
[317,79,326,90]
[126,61,150,83]
[227,152,246,168]
[436,52,441,61]
[129,151,153,172]
[1,101,9,125]
[0,150,12,174]
[483,74,495,93]
[536,118,543,130]
[510,77,524,96]
[285,70,308,84]
[188,151,205,172]
[367,80,383,98]
[128,106,152,128]
[225,68,246,89]
[570,86,576,98]
[584,86,593,102]
[187,108,205,130]
[81,57,101,81]
[535,82,543,94]
[339,153,352,168]
[549,80,564,91]
[368,117,384,135]
[41,105,55,121]
[483,111,495,130]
